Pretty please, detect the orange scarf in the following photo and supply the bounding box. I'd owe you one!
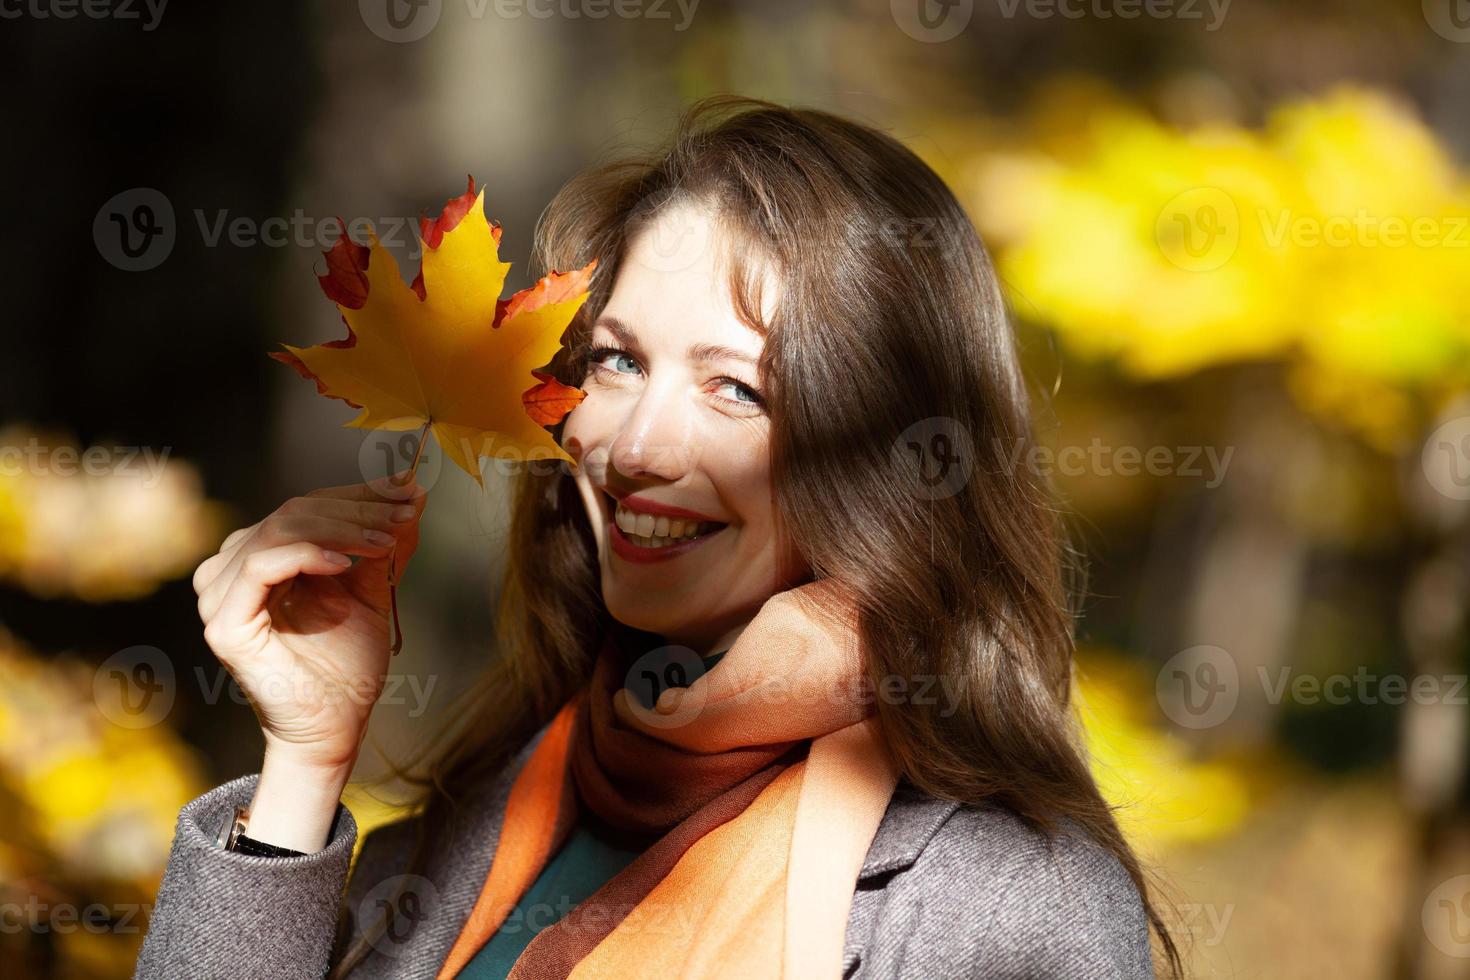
[437,580,900,979]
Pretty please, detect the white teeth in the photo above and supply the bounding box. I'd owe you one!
[613,500,721,547]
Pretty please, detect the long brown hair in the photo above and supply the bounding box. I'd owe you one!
[337,94,1182,977]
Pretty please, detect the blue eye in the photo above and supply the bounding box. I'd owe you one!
[586,344,766,411]
[589,346,640,375]
[715,379,763,405]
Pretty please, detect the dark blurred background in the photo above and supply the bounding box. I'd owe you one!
[1,1,1468,976]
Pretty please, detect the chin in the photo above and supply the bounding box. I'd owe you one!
[603,585,740,656]
[601,585,679,637]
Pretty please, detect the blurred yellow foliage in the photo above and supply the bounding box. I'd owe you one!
[0,630,206,976]
[341,783,418,865]
[0,426,227,601]
[960,81,1470,451]
[0,631,205,881]
[1074,648,1251,852]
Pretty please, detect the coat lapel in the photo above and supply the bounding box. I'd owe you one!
[840,781,961,977]
[857,780,961,881]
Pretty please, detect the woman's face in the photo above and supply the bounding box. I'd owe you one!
[561,199,808,656]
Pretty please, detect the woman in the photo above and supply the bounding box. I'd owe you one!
[137,96,1181,979]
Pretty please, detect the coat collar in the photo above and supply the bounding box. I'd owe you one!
[858,779,961,880]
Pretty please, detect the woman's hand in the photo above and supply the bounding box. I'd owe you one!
[191,472,428,851]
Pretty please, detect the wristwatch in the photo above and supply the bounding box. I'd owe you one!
[216,805,307,858]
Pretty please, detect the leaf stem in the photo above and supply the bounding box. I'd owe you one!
[388,418,432,657]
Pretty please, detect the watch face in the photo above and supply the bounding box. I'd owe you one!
[217,805,247,850]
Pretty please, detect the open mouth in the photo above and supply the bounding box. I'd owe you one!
[602,492,729,560]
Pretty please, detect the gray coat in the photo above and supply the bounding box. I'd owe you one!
[135,718,1155,979]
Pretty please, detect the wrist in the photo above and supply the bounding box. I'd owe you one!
[260,737,359,787]
[245,750,356,854]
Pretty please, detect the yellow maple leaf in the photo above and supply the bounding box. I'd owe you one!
[271,177,594,486]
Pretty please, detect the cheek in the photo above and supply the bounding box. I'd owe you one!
[713,437,776,529]
[562,390,615,459]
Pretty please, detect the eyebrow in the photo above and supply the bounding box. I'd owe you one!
[593,315,757,366]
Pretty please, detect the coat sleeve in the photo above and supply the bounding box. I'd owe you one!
[133,773,359,980]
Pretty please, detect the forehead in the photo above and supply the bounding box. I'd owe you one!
[599,198,777,355]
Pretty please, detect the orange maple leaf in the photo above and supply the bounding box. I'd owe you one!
[271,177,593,488]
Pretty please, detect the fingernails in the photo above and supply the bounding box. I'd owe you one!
[389,505,417,523]
[324,550,352,566]
[363,529,395,547]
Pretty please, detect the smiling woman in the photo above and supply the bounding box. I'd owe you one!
[560,199,807,655]
[137,95,1180,980]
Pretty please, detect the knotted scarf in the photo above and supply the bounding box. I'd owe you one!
[436,579,900,979]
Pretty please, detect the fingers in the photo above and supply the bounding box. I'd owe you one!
[220,523,259,553]
[258,512,408,553]
[305,471,427,504]
[279,496,424,533]
[194,522,263,589]
[202,543,353,660]
[196,513,406,623]
[193,489,428,598]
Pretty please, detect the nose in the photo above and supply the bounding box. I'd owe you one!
[608,380,696,484]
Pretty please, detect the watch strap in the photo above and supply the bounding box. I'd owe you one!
[217,804,306,857]
[233,832,306,858]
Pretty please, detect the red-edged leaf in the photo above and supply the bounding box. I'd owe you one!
[418,175,479,249]
[497,261,599,327]
[522,369,586,425]
[274,179,590,480]
[268,343,364,409]
[409,176,506,300]
[317,226,370,309]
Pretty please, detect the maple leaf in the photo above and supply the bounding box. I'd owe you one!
[270,177,594,488]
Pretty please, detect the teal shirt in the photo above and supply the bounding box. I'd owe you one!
[461,644,726,978]
[459,810,652,978]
